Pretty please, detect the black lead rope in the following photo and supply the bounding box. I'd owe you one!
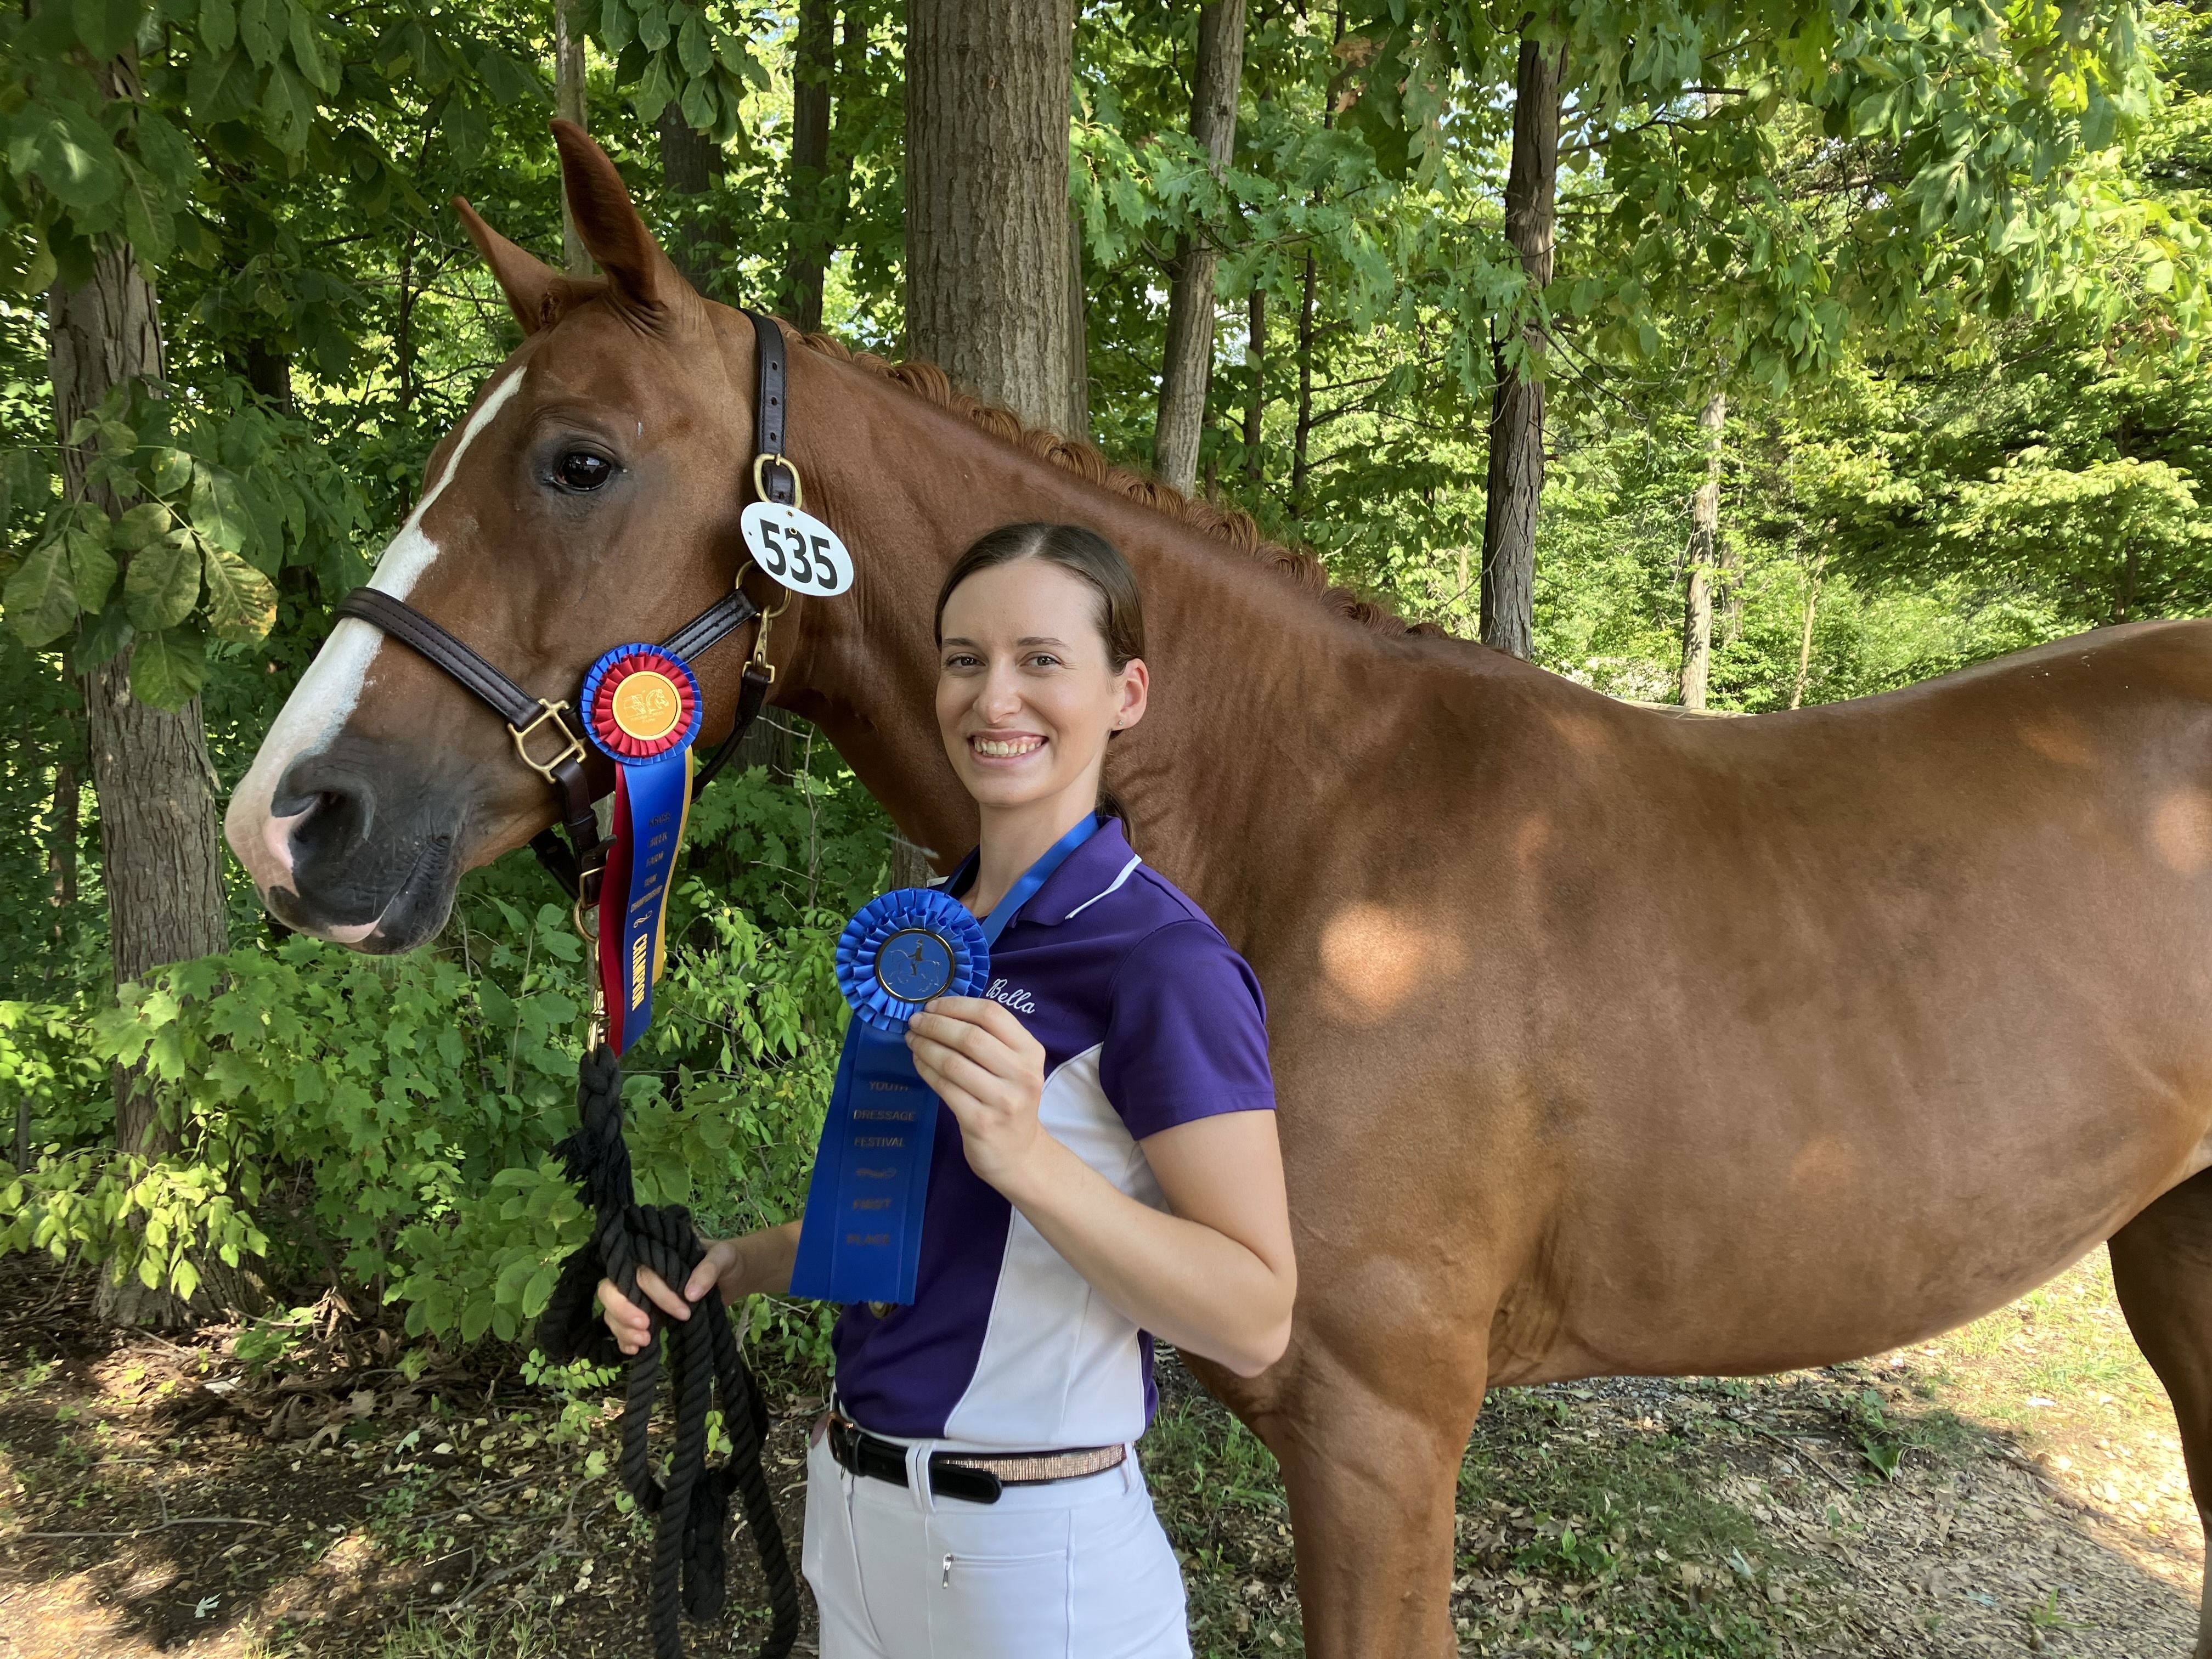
[537,1048,803,1659]
[330,309,809,1658]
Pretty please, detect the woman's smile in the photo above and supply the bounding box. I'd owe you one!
[969,731,1048,762]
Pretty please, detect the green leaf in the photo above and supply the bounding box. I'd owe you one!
[261,64,313,154]
[4,536,79,646]
[199,0,236,54]
[599,0,634,54]
[189,460,251,553]
[680,74,716,135]
[459,1296,493,1344]
[676,11,709,76]
[148,447,193,497]
[19,101,124,212]
[71,603,133,669]
[66,525,117,613]
[185,50,261,128]
[495,1254,536,1304]
[202,541,278,641]
[236,0,277,66]
[131,112,198,194]
[634,54,674,123]
[72,0,142,59]
[522,1263,557,1316]
[128,629,205,708]
[120,159,174,265]
[124,529,201,630]
[287,1,337,93]
[441,97,489,165]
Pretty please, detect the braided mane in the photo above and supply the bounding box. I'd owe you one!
[794,331,1452,642]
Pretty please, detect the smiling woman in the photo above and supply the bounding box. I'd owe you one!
[599,523,1296,1659]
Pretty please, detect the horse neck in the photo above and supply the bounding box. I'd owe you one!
[767,336,1438,932]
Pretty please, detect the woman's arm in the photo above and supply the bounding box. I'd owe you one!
[907,997,1296,1377]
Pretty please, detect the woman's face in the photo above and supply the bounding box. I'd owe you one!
[935,558,1148,815]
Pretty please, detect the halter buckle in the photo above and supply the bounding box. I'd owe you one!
[751,453,804,510]
[511,699,586,783]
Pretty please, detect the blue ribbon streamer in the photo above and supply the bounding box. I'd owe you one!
[791,815,1103,1306]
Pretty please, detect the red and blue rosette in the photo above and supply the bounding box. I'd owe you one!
[580,644,702,764]
[834,888,990,1035]
[580,644,704,1054]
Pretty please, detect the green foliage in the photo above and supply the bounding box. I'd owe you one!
[1,761,888,1364]
[0,0,2205,1405]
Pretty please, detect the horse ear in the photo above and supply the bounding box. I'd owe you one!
[452,197,583,336]
[550,119,697,321]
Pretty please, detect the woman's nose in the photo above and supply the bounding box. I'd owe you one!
[980,668,1024,719]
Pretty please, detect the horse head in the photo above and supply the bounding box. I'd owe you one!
[226,123,793,952]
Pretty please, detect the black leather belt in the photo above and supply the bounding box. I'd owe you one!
[821,1413,1126,1506]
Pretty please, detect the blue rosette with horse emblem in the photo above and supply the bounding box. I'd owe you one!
[791,888,991,1307]
[578,642,704,1055]
[836,888,990,1035]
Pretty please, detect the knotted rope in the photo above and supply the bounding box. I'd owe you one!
[538,1045,801,1659]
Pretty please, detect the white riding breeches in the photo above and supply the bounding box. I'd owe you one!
[802,1426,1192,1658]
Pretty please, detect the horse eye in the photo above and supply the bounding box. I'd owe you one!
[556,451,613,491]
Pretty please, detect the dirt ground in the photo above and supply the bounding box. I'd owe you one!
[0,1249,2200,1658]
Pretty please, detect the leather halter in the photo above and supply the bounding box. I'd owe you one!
[331,310,800,910]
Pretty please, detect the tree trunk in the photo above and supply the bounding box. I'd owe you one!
[906,0,1079,432]
[395,231,417,416]
[49,167,237,1325]
[1153,0,1245,493]
[1291,249,1316,517]
[238,341,291,411]
[555,0,591,275]
[1243,281,1266,484]
[1679,388,1725,709]
[48,758,78,967]
[1477,33,1564,661]
[659,102,725,291]
[1790,555,1825,710]
[1068,210,1091,443]
[780,0,836,331]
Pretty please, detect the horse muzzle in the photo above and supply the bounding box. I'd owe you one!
[233,731,473,953]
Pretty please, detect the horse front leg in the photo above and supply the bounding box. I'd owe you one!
[1200,1314,1491,1659]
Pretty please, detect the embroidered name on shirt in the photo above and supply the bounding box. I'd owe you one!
[984,977,1037,1014]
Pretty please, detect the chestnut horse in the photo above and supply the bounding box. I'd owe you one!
[225,126,2212,1656]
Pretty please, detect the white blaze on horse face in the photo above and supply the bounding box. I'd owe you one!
[224,368,529,910]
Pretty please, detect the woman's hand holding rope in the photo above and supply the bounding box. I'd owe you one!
[597,1224,800,1357]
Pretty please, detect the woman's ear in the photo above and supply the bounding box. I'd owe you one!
[1113,659,1150,732]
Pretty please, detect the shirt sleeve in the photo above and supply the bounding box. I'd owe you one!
[1099,920,1276,1141]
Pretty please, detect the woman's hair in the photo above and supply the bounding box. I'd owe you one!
[933,523,1145,669]
[933,523,1146,822]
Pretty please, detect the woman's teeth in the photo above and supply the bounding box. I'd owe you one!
[972,735,1043,759]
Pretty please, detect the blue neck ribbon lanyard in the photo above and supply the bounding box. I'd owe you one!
[789,814,1103,1307]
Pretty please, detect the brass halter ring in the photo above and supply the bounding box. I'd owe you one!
[752,452,804,511]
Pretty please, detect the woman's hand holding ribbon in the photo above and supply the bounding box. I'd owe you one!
[905,996,1049,1194]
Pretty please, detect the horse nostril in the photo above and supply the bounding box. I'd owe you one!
[272,763,376,872]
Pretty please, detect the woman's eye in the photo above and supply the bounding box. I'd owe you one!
[1028,654,1062,669]
[556,451,613,491]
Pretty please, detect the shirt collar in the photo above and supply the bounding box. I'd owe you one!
[942,815,1137,932]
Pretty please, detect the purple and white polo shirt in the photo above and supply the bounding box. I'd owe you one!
[828,815,1275,1451]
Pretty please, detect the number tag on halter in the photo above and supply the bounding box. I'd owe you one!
[741,501,853,597]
